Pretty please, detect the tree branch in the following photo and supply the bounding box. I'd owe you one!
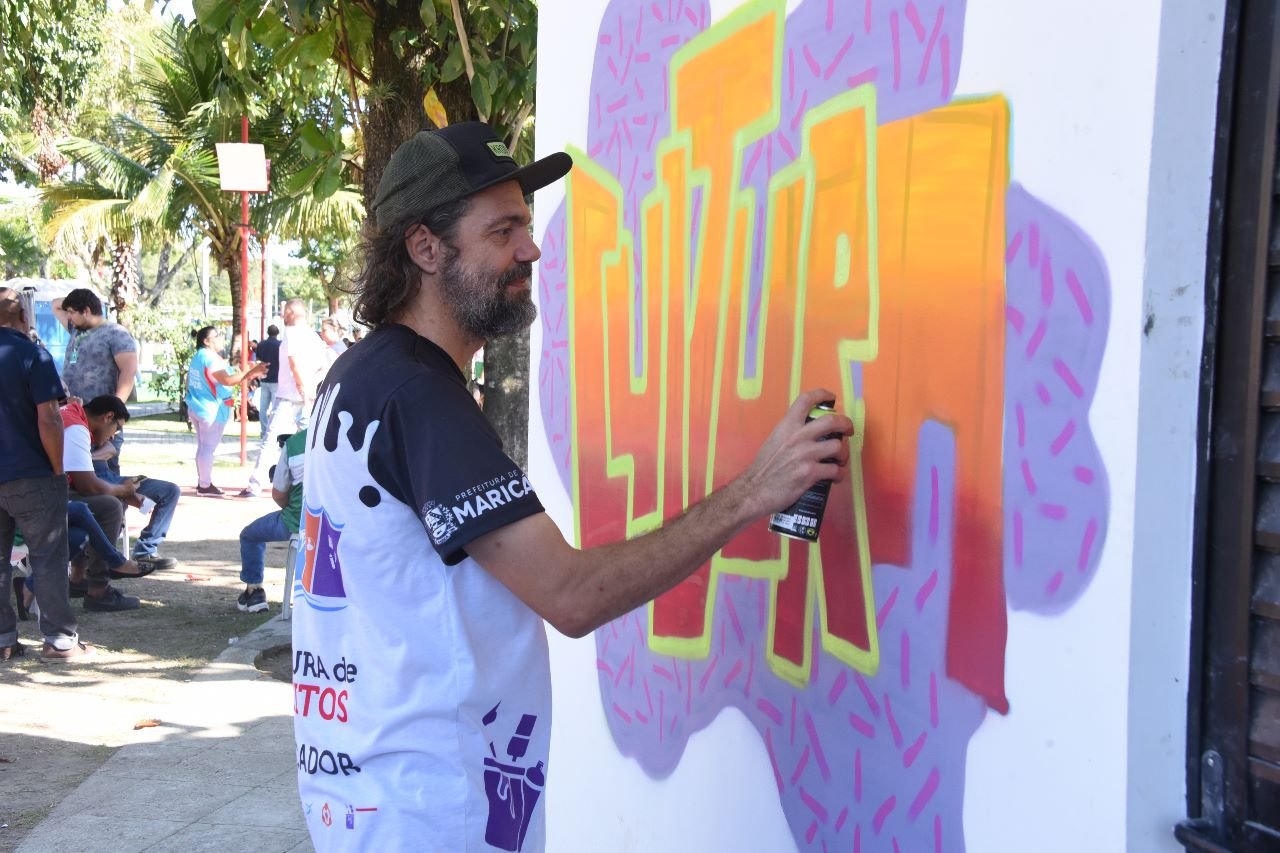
[506,101,534,153]
[144,239,197,307]
[334,3,367,137]
[449,0,482,118]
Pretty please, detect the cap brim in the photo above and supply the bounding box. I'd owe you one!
[475,151,574,199]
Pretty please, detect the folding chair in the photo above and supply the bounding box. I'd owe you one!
[282,533,300,621]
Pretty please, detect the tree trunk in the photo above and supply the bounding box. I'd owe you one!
[222,240,243,348]
[362,4,431,211]
[109,238,139,330]
[362,3,528,460]
[482,329,530,470]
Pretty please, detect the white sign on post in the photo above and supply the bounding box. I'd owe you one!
[215,143,269,193]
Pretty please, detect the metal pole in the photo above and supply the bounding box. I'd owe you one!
[260,236,268,340]
[239,115,250,466]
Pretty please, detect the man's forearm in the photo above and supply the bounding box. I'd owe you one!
[289,357,305,397]
[37,411,64,476]
[470,388,853,640]
[68,471,132,499]
[561,478,759,636]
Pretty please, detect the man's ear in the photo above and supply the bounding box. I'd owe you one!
[405,223,446,275]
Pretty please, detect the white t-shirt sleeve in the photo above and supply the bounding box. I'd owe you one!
[271,442,293,493]
[62,424,94,473]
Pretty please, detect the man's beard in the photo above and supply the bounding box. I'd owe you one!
[439,249,537,340]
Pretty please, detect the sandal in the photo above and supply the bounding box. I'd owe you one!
[40,641,96,663]
[1,641,27,662]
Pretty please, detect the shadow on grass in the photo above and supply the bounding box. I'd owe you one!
[0,732,115,853]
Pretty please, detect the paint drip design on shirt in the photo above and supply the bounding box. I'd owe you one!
[295,384,385,614]
[481,702,546,852]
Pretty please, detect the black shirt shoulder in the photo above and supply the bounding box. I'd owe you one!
[316,324,542,564]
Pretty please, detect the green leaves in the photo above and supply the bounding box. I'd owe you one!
[440,42,465,83]
[298,22,337,66]
[193,0,236,32]
[471,74,492,120]
[419,0,437,28]
[315,155,344,199]
[298,121,332,157]
[249,11,292,51]
[0,0,106,176]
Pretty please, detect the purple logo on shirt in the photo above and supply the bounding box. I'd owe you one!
[299,504,347,611]
[481,704,545,851]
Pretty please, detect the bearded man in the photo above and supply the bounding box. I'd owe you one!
[292,122,852,852]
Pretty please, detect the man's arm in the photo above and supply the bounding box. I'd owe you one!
[36,401,65,476]
[66,468,138,503]
[114,350,138,401]
[271,441,294,509]
[467,389,853,638]
[288,353,307,401]
[91,444,118,461]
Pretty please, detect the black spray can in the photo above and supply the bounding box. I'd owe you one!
[769,401,838,542]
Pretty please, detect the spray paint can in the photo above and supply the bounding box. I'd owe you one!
[769,400,838,542]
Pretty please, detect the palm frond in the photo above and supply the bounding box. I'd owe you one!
[126,160,178,224]
[42,196,135,250]
[265,187,363,241]
[57,136,151,195]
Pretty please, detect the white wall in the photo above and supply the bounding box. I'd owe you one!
[530,1,1222,850]
[1127,1,1225,849]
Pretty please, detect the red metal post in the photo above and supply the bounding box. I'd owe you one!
[260,236,268,340]
[239,115,250,465]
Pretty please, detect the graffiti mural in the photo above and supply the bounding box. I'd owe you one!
[536,0,1110,849]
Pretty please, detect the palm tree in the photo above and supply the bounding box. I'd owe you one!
[43,21,361,337]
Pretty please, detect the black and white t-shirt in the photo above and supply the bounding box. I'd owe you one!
[293,323,550,852]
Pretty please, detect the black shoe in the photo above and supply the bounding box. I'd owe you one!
[236,587,269,613]
[196,484,224,496]
[133,555,177,572]
[84,586,141,612]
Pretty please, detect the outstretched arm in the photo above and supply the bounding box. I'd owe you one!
[466,389,853,638]
[211,361,268,387]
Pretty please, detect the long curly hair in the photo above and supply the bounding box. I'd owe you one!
[348,197,471,328]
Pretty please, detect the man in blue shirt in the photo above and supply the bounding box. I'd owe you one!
[0,288,93,662]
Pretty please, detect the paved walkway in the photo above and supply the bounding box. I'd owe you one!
[16,618,309,853]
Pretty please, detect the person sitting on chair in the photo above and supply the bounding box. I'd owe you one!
[15,500,142,619]
[62,396,160,611]
[235,428,306,613]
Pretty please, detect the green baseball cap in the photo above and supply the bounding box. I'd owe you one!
[371,121,573,228]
